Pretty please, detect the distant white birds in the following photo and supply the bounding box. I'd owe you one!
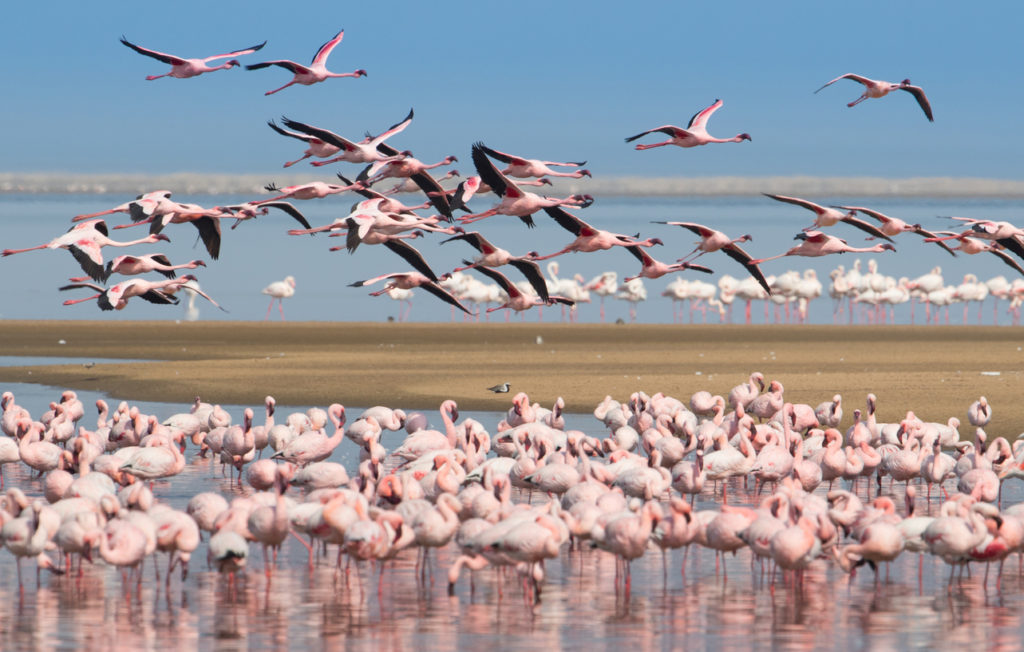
[815,73,934,122]
[262,275,296,321]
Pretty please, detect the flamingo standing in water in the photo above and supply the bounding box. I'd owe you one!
[120,37,265,80]
[2,220,170,283]
[750,231,896,265]
[625,99,751,149]
[262,276,296,321]
[245,29,366,95]
[656,221,773,294]
[815,73,934,122]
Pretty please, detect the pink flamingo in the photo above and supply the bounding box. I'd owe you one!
[72,190,173,222]
[349,272,470,314]
[625,99,751,149]
[924,231,1024,276]
[279,109,414,167]
[656,220,772,294]
[271,403,346,466]
[621,244,713,282]
[60,274,225,312]
[815,73,933,121]
[763,193,895,241]
[261,275,295,320]
[833,205,957,255]
[246,468,291,575]
[532,205,662,260]
[749,231,896,264]
[68,253,205,283]
[266,119,341,167]
[475,143,591,179]
[2,219,170,282]
[120,36,266,80]
[245,29,366,95]
[458,143,590,227]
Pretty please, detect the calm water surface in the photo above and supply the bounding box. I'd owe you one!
[2,380,1024,650]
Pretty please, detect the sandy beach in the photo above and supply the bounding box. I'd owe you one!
[0,320,1017,438]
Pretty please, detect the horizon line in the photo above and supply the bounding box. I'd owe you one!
[3,172,1024,198]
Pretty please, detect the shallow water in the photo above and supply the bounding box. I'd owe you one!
[3,382,1024,650]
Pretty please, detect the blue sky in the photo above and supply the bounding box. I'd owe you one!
[3,1,1021,180]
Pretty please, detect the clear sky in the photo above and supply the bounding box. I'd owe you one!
[3,0,1021,180]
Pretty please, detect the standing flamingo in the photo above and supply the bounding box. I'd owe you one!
[262,275,296,321]
[625,99,751,149]
[245,29,366,95]
[120,36,266,80]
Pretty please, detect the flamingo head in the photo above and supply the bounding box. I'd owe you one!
[738,133,752,142]
[899,78,912,86]
[152,234,172,243]
[444,156,458,164]
[225,59,242,69]
[538,178,553,186]
[878,243,897,252]
[649,238,664,246]
[354,69,368,77]
[578,169,593,178]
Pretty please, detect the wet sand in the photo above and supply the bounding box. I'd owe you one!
[0,321,1018,437]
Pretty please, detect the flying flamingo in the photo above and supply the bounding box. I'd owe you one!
[262,275,295,320]
[442,231,549,300]
[923,232,1024,276]
[749,231,896,264]
[255,179,361,203]
[61,274,226,312]
[2,219,170,282]
[833,205,957,256]
[763,193,894,241]
[120,37,266,80]
[444,175,552,213]
[218,201,313,231]
[815,73,934,121]
[67,253,205,283]
[349,272,470,314]
[458,143,591,227]
[927,219,1024,262]
[245,29,367,95]
[475,143,591,179]
[72,190,173,222]
[266,120,341,167]
[531,205,663,260]
[469,266,574,317]
[621,244,713,282]
[330,227,440,282]
[279,109,414,167]
[112,199,229,260]
[625,99,751,149]
[654,221,772,294]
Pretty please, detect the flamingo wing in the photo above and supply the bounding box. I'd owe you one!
[201,41,267,63]
[267,120,317,143]
[763,192,824,213]
[441,231,490,253]
[382,240,438,282]
[119,37,186,65]
[245,59,311,75]
[722,245,772,294]
[280,117,357,151]
[840,215,895,242]
[449,177,480,212]
[996,237,1024,262]
[67,241,108,282]
[471,143,509,198]
[409,170,454,221]
[137,289,180,306]
[258,202,313,230]
[687,99,723,130]
[370,108,414,144]
[469,265,515,295]
[624,125,688,143]
[507,259,550,302]
[191,217,222,260]
[988,248,1024,276]
[899,85,934,121]
[183,285,229,312]
[543,205,587,236]
[814,73,872,93]
[654,220,716,238]
[623,244,653,265]
[421,282,471,314]
[311,30,345,67]
[478,144,527,167]
[911,227,957,257]
[147,254,179,278]
[349,273,404,288]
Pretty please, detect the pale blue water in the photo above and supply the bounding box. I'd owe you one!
[2,193,1022,324]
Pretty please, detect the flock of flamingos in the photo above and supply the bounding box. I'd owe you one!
[4,28,1023,325]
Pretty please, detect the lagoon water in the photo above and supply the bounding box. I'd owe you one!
[2,193,1022,325]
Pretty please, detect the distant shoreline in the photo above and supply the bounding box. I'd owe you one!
[3,173,1024,198]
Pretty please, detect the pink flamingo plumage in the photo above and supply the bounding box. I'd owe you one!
[750,231,896,265]
[279,109,414,168]
[531,205,662,260]
[815,73,934,122]
[245,29,366,95]
[621,244,713,282]
[476,143,590,179]
[120,36,266,80]
[625,99,751,149]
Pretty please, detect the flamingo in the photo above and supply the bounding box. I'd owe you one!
[2,220,170,282]
[256,179,360,204]
[349,272,470,314]
[71,190,173,222]
[749,231,896,264]
[262,275,296,321]
[68,253,205,284]
[924,232,1024,276]
[763,193,894,241]
[445,231,549,299]
[532,205,662,260]
[655,221,772,294]
[621,244,713,282]
[278,109,414,168]
[625,99,751,149]
[470,266,574,316]
[245,29,366,95]
[218,201,313,232]
[475,143,591,179]
[120,37,266,80]
[271,403,346,466]
[815,73,933,121]
[457,143,591,227]
[266,119,341,167]
[60,275,226,312]
[832,205,957,255]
